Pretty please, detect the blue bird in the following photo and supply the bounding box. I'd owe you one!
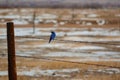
[49,31,56,43]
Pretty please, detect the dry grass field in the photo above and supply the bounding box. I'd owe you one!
[0,8,120,80]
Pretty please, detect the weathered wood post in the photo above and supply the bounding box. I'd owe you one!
[32,10,36,34]
[7,22,17,80]
[119,17,120,32]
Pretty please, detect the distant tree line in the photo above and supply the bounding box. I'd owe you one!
[0,2,120,8]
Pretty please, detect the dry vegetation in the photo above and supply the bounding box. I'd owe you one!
[0,57,120,80]
[0,8,120,80]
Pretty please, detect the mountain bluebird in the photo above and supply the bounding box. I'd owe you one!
[49,31,56,43]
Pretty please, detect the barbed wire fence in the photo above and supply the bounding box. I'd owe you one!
[0,53,120,69]
[14,34,120,69]
[0,22,120,80]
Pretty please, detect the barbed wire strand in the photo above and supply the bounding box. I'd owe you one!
[0,53,120,68]
[15,55,120,69]
[0,36,120,69]
[1,35,120,44]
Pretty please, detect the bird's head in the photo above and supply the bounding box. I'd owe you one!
[51,31,55,34]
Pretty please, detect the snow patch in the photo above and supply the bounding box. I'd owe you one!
[87,14,99,18]
[37,43,65,48]
[0,68,119,76]
[63,36,120,42]
[88,68,120,74]
[16,51,36,57]
[0,68,80,77]
[73,46,106,50]
[66,30,120,36]
[43,51,120,59]
[12,19,29,25]
[0,71,8,76]
[0,15,20,19]
[38,14,58,19]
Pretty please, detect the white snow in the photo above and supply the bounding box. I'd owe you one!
[66,30,120,36]
[94,51,120,55]
[63,36,120,42]
[0,71,8,76]
[105,68,120,74]
[13,28,65,37]
[0,28,119,37]
[44,20,57,24]
[38,14,58,19]
[12,19,29,25]
[0,15,20,19]
[16,38,41,42]
[0,35,6,39]
[0,68,119,77]
[80,18,100,21]
[69,59,120,62]
[86,22,92,26]
[80,18,105,25]
[43,52,83,57]
[59,22,66,25]
[87,14,99,18]
[93,51,120,58]
[73,46,106,50]
[88,68,120,74]
[16,51,36,57]
[35,43,65,48]
[14,28,33,36]
[21,15,32,20]
[0,68,79,77]
[0,27,120,61]
[14,28,50,36]
[96,19,105,25]
[43,51,120,59]
[116,46,120,48]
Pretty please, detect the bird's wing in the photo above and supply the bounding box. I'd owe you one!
[52,32,56,40]
[49,35,53,43]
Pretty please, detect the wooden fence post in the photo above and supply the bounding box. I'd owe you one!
[32,10,36,34]
[7,22,17,80]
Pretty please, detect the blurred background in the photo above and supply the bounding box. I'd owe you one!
[0,0,120,8]
[0,0,120,80]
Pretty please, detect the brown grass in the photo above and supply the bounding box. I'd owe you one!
[0,8,120,80]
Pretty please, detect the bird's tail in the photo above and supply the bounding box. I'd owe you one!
[49,38,52,43]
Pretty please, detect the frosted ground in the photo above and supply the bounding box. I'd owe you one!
[0,68,120,77]
[0,8,120,79]
[0,26,120,78]
[0,27,120,60]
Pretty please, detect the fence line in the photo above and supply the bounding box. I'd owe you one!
[16,36,120,44]
[15,55,120,69]
[1,34,119,46]
[1,54,119,68]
